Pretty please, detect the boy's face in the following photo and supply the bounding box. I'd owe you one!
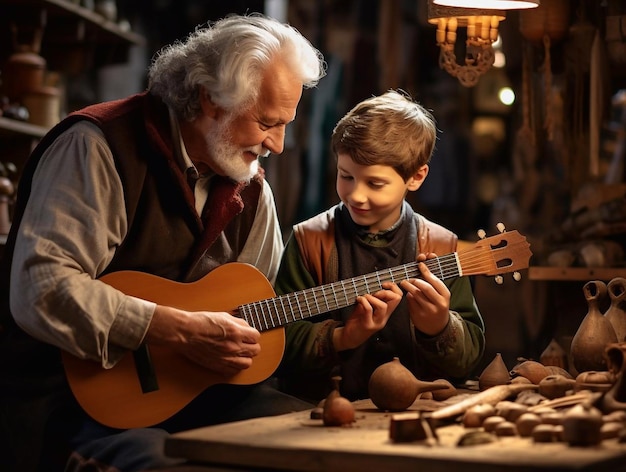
[336,153,427,233]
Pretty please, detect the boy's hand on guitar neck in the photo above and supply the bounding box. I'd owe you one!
[332,282,403,352]
[146,305,261,377]
[400,252,451,337]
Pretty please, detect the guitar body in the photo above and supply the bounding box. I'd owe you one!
[62,262,285,429]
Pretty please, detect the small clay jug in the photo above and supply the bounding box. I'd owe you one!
[605,277,626,342]
[570,280,618,374]
[478,353,510,391]
[368,357,449,411]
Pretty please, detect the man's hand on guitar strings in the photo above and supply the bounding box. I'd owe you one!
[182,311,262,377]
[147,306,261,377]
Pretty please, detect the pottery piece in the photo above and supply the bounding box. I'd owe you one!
[540,338,569,372]
[605,278,626,342]
[538,374,576,399]
[3,51,46,103]
[478,352,510,391]
[430,378,458,401]
[368,357,448,411]
[510,359,549,384]
[570,280,618,373]
[599,342,626,414]
[575,370,614,393]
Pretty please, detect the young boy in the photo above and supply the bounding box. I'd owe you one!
[274,90,485,402]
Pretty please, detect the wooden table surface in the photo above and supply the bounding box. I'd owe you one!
[165,398,626,472]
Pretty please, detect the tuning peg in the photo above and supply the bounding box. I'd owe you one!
[494,275,503,285]
[477,229,486,239]
[513,271,521,282]
[496,222,506,233]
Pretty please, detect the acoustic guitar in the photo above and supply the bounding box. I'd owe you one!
[62,229,532,428]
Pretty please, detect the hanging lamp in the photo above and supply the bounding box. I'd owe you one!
[428,1,505,87]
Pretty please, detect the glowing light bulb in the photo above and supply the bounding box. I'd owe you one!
[498,87,515,106]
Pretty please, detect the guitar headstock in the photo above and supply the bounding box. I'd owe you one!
[458,225,532,282]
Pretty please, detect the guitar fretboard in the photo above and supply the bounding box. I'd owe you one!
[238,253,461,332]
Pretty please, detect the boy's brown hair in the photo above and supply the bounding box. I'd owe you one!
[331,90,437,181]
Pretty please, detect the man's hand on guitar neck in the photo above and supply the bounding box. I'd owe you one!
[146,305,262,377]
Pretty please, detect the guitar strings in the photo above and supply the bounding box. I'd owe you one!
[240,239,526,331]
[241,253,460,331]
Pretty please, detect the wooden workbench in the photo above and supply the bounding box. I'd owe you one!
[165,399,626,472]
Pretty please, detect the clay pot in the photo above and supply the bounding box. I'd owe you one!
[540,339,569,372]
[575,370,614,393]
[322,376,355,426]
[478,353,510,391]
[22,86,61,128]
[510,359,549,385]
[2,51,46,103]
[570,280,618,373]
[538,374,576,399]
[368,357,448,411]
[605,278,626,342]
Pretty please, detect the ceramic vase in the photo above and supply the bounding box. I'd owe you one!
[368,357,449,411]
[605,277,626,343]
[570,280,618,374]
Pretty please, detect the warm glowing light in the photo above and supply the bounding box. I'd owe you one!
[493,50,506,68]
[499,87,515,105]
[434,0,539,9]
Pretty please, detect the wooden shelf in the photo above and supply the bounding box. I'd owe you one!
[0,0,147,72]
[0,0,145,47]
[0,116,48,139]
[528,266,626,281]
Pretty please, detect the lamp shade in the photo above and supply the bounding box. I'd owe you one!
[434,0,539,9]
[428,3,505,26]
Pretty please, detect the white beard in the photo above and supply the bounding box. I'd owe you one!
[206,118,266,183]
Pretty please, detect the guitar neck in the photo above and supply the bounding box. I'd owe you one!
[238,253,461,332]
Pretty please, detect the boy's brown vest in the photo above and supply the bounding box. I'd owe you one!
[293,207,458,285]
